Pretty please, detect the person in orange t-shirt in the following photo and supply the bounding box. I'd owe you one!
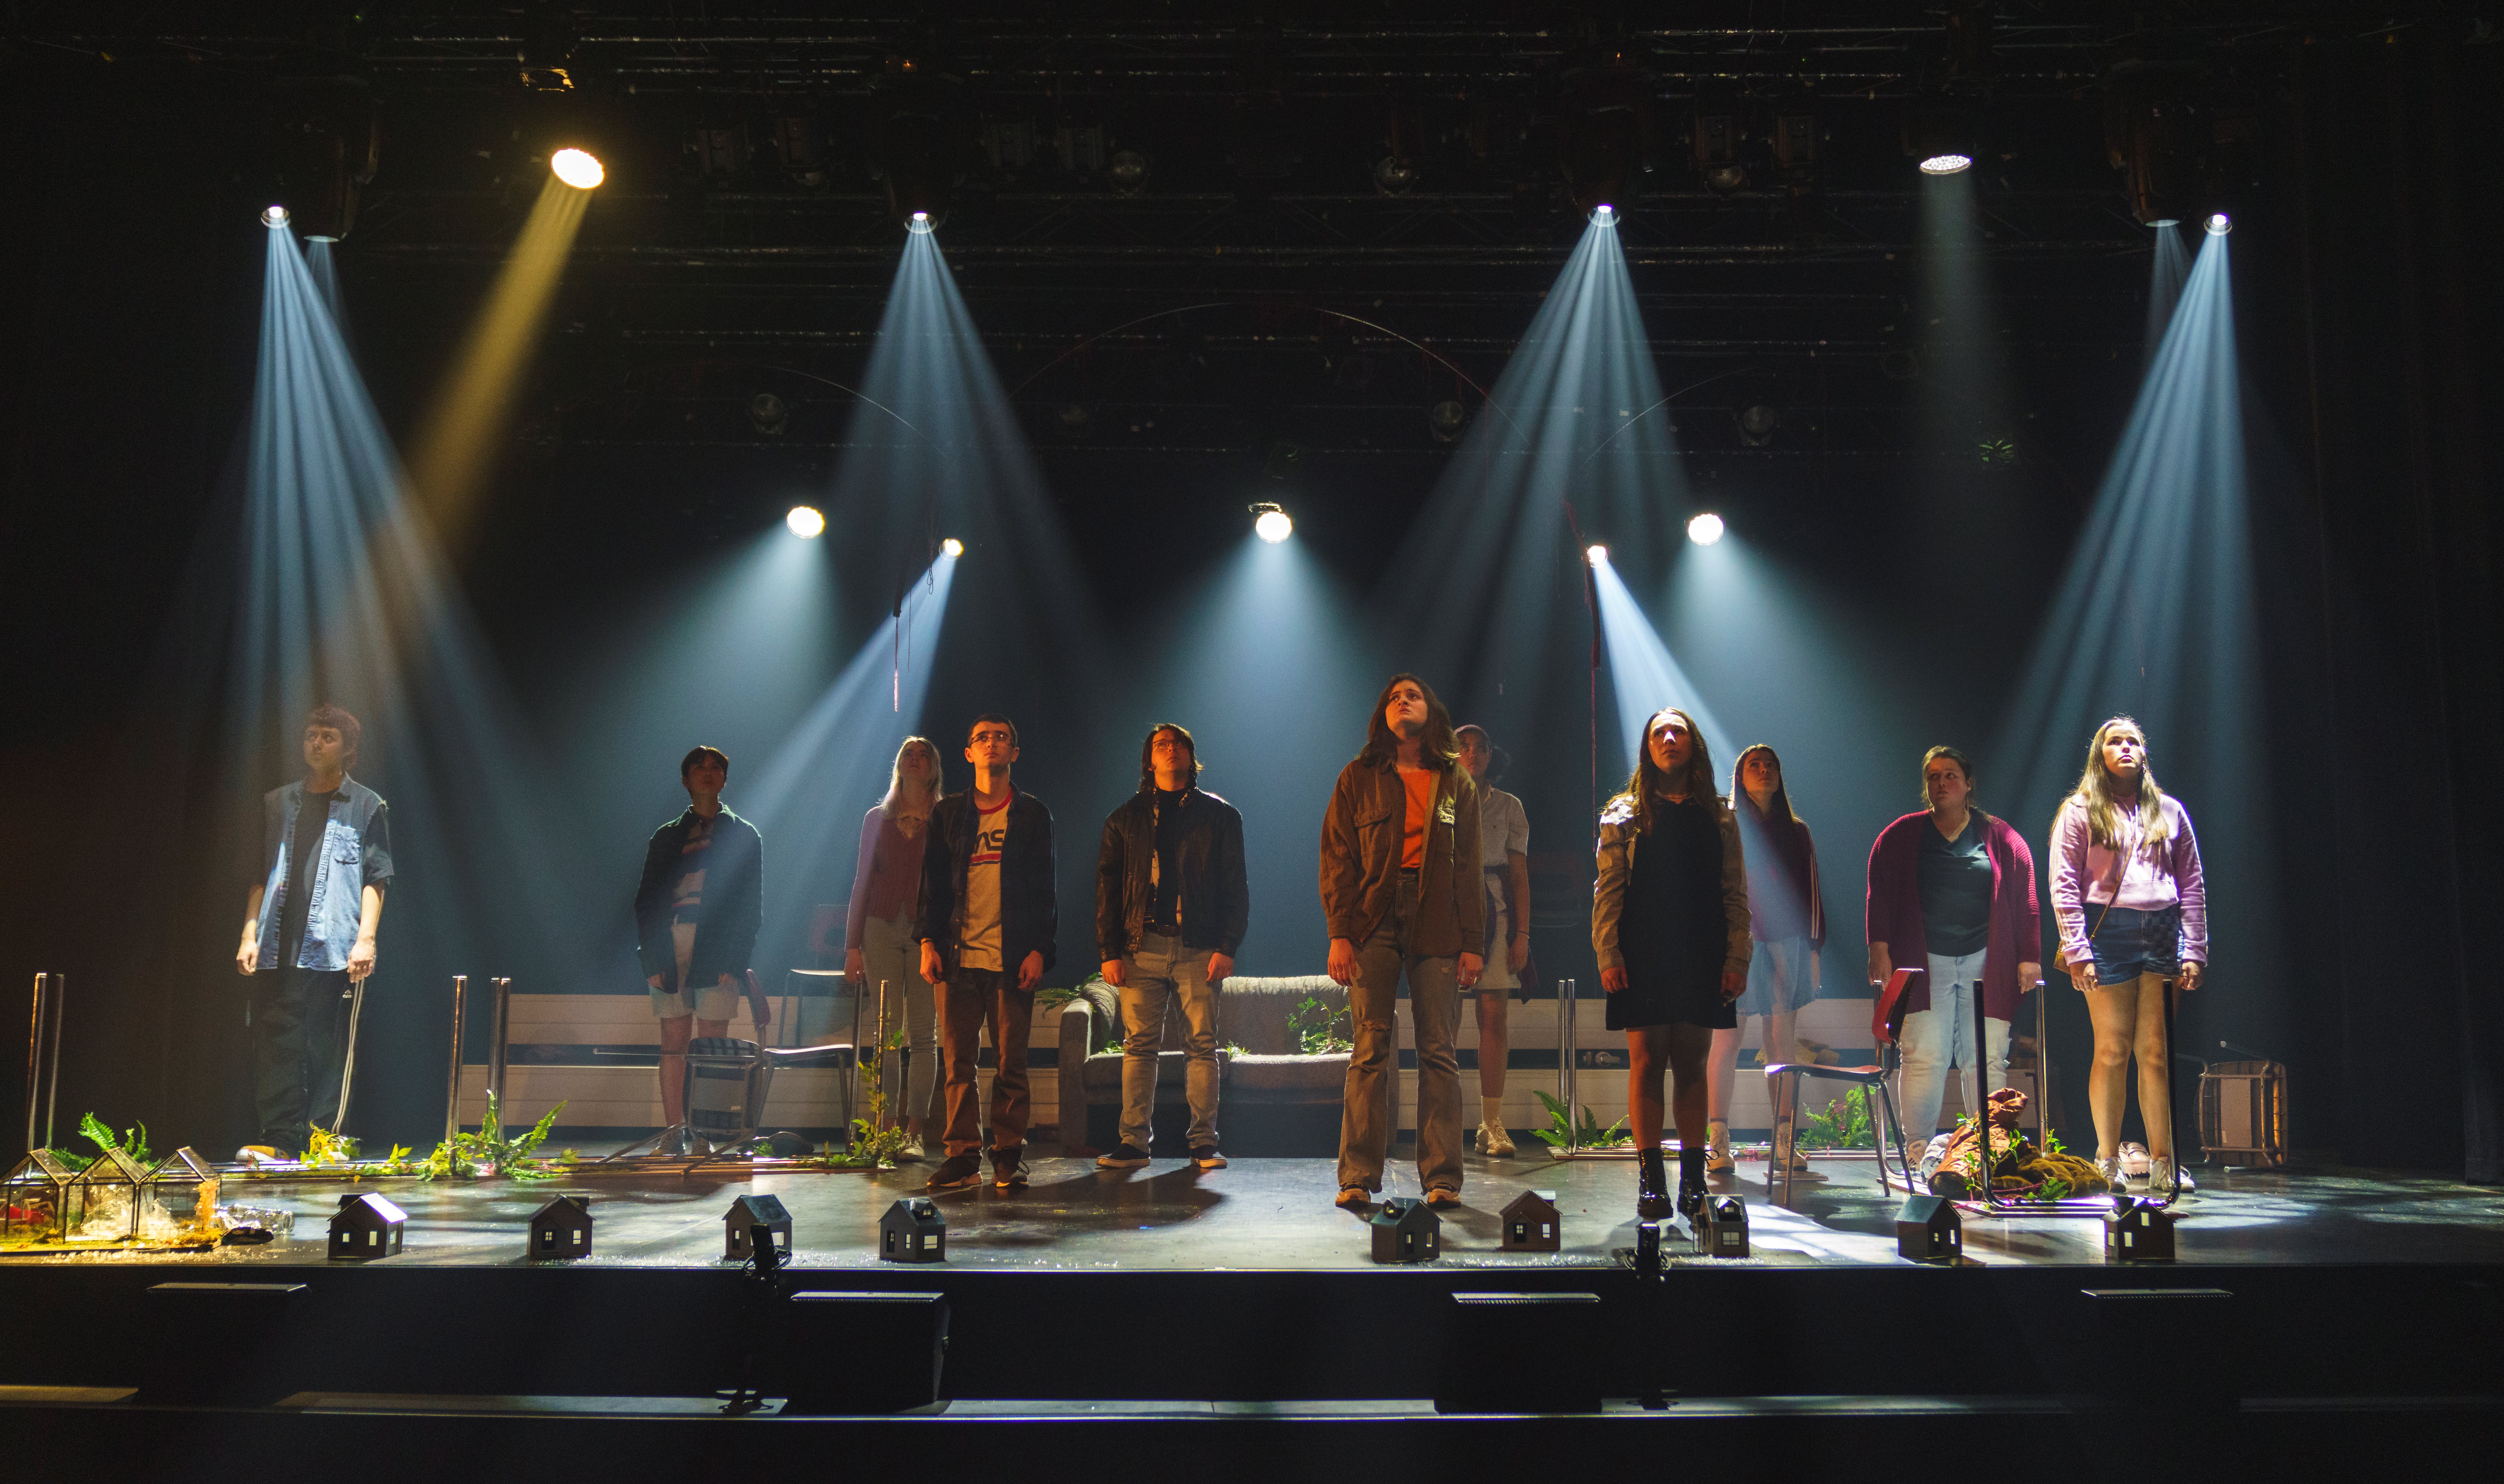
[1317,674,1484,1210]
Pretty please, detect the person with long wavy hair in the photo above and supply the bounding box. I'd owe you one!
[2050,717,2208,1194]
[1708,744,1826,1178]
[844,736,948,1156]
[1319,673,1484,1209]
[1592,708,1751,1219]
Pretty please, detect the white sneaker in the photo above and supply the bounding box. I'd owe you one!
[2147,1155,2194,1194]
[2095,1156,2128,1191]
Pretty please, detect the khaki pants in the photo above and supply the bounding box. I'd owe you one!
[939,968,1031,1158]
[1338,873,1464,1194]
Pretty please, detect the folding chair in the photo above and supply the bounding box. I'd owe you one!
[1761,966,1921,1208]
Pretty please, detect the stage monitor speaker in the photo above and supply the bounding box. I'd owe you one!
[1896,1194,1962,1262]
[1435,1293,1603,1413]
[780,1292,948,1413]
[139,1283,308,1405]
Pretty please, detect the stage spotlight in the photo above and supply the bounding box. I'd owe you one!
[262,205,290,228]
[1252,503,1293,543]
[1586,544,1609,566]
[940,537,964,558]
[1687,513,1725,545]
[908,209,936,234]
[749,391,789,435]
[1108,148,1149,194]
[1737,404,1779,447]
[1374,155,1420,196]
[2205,212,2232,235]
[550,148,604,190]
[1589,202,1617,226]
[786,505,826,539]
[1427,399,1469,443]
[1919,153,1973,176]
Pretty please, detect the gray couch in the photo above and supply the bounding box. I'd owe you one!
[1056,974,1396,1151]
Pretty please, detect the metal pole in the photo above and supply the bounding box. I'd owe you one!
[330,978,369,1135]
[442,975,467,1142]
[1975,967,1998,1213]
[2033,978,2050,1155]
[487,976,513,1121]
[40,973,62,1151]
[24,973,49,1155]
[1563,977,1578,1157]
[24,973,45,1154]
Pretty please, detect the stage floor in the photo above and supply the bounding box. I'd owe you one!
[43,1146,2504,1271]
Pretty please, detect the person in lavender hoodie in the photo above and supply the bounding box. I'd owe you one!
[2050,717,2208,1194]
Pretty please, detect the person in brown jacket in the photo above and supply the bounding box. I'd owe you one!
[1321,673,1485,1209]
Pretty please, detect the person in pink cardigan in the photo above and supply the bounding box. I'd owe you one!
[1865,746,2042,1147]
[2049,717,2208,1194]
[844,737,947,1156]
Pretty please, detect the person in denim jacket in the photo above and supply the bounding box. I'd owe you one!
[234,704,393,1159]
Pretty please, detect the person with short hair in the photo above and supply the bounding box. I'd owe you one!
[1592,708,1750,1219]
[1094,723,1249,1171]
[845,736,948,1157]
[1321,674,1484,1210]
[919,714,1058,1191]
[1865,745,2040,1150]
[1454,724,1530,1158]
[2050,717,2207,1194]
[1708,744,1827,1176]
[633,745,764,1154]
[235,704,392,1160]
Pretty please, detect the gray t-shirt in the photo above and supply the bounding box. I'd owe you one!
[1917,816,1993,957]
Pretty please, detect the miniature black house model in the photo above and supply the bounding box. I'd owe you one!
[529,1195,594,1259]
[1701,1195,1749,1258]
[1370,1197,1441,1263]
[1895,1193,1961,1262]
[330,1192,407,1260]
[724,1194,793,1261]
[880,1197,947,1263]
[2104,1198,2177,1262]
[1500,1189,1561,1252]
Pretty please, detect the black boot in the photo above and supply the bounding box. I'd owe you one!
[1638,1147,1672,1219]
[1677,1145,1709,1218]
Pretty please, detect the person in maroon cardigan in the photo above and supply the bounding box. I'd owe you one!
[1865,746,2042,1146]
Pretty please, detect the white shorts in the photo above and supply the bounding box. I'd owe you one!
[649,920,742,1020]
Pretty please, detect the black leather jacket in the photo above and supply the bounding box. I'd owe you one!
[1095,787,1250,961]
[918,787,1058,979]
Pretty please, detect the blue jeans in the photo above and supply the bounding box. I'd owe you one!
[2091,905,2182,986]
[1897,950,2010,1140]
[1118,932,1222,1149]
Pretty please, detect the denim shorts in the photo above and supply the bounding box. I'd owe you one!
[2089,904,2182,986]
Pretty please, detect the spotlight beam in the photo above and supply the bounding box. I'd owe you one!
[405,176,592,548]
[1592,557,1736,775]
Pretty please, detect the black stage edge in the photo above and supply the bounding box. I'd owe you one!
[3,1261,2498,1481]
[5,1157,2499,1477]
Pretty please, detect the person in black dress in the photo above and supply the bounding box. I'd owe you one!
[1592,708,1752,1218]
